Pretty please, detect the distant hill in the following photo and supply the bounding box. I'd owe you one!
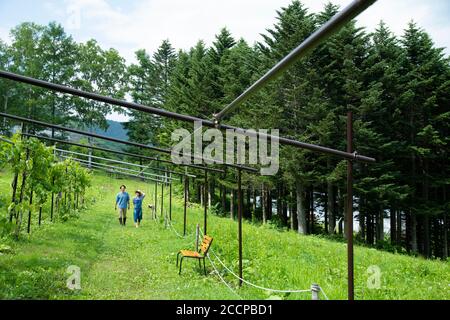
[67,120,129,151]
[93,120,128,141]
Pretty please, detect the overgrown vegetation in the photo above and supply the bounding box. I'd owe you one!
[0,135,91,239]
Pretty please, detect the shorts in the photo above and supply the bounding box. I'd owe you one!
[118,208,127,219]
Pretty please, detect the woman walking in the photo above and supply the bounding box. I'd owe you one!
[133,190,145,228]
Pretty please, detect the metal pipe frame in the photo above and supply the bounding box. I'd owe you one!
[58,154,167,184]
[0,73,375,163]
[58,153,169,182]
[56,148,175,181]
[237,168,243,287]
[213,0,377,121]
[22,133,198,178]
[347,112,354,300]
[0,112,226,173]
[69,157,168,184]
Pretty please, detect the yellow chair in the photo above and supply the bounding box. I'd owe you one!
[176,235,213,275]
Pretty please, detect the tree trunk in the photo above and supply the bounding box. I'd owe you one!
[390,208,396,244]
[310,188,314,234]
[326,158,335,235]
[376,207,384,242]
[396,211,402,246]
[267,189,273,221]
[359,196,366,241]
[423,215,430,258]
[208,180,212,209]
[443,214,448,260]
[411,213,418,254]
[245,188,251,219]
[252,187,257,222]
[221,186,226,213]
[423,159,431,258]
[338,188,344,237]
[200,184,204,207]
[262,184,267,224]
[296,180,307,235]
[276,185,281,220]
[324,190,328,234]
[290,191,295,230]
[230,189,234,220]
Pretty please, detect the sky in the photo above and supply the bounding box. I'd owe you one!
[0,0,449,122]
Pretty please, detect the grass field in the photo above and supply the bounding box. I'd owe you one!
[0,169,448,300]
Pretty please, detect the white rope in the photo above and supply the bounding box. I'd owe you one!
[168,221,188,239]
[320,286,330,300]
[210,248,310,294]
[198,228,310,294]
[206,253,243,300]
[168,220,196,239]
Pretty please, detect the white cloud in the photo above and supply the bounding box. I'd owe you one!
[0,26,11,44]
[57,0,449,64]
[2,0,450,123]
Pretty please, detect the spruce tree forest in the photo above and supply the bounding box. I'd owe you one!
[0,0,449,264]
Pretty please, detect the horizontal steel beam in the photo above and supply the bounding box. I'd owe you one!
[22,133,198,177]
[78,162,166,184]
[58,154,168,184]
[0,71,375,163]
[214,0,377,121]
[56,148,174,180]
[0,112,226,173]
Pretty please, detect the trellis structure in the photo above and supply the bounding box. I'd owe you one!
[0,0,379,300]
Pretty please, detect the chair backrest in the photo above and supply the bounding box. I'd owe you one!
[200,235,213,255]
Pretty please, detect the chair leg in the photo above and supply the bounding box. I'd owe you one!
[176,252,180,267]
[203,258,206,275]
[179,256,184,275]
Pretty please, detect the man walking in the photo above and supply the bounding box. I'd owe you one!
[115,185,130,226]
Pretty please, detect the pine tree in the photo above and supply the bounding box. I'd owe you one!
[38,22,77,136]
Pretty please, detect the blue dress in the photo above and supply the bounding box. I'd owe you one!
[133,194,145,222]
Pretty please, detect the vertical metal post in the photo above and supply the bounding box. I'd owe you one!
[50,191,54,222]
[38,206,42,226]
[347,111,354,301]
[161,179,164,217]
[154,181,158,216]
[311,284,320,300]
[169,174,172,221]
[195,224,200,252]
[204,169,208,235]
[27,188,33,234]
[237,168,243,286]
[51,144,56,222]
[10,173,18,222]
[183,176,188,236]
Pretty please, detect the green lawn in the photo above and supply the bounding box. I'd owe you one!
[0,169,448,300]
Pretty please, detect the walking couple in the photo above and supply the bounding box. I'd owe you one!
[115,185,145,228]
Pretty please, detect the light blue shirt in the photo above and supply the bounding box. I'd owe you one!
[116,192,130,209]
